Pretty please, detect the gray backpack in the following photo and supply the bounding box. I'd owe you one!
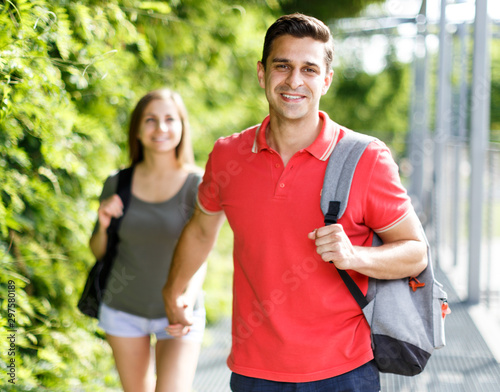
[320,130,448,376]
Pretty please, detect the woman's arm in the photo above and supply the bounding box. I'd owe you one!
[89,194,123,259]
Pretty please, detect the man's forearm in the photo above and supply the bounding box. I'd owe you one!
[183,261,207,308]
[163,222,215,302]
[163,207,226,324]
[353,239,427,280]
[312,209,428,279]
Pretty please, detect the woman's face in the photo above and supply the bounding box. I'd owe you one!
[137,98,183,156]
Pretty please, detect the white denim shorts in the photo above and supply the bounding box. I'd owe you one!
[98,303,205,342]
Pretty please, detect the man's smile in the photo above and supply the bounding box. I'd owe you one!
[281,93,304,101]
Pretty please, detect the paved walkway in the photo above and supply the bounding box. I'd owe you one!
[192,268,500,392]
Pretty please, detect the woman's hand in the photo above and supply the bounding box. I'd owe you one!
[97,194,124,230]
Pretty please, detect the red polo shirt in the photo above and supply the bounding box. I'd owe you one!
[198,111,412,382]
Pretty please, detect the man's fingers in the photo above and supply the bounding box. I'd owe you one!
[307,229,317,240]
[166,323,191,337]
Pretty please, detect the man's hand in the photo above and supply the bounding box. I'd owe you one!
[308,224,359,270]
[162,207,226,337]
[308,210,428,279]
[163,292,193,337]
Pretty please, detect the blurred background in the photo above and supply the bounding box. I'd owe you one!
[0,0,498,390]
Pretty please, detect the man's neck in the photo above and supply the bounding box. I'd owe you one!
[266,112,322,166]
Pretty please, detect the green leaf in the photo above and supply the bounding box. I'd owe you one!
[139,1,172,14]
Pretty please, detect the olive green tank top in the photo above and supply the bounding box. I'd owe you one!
[94,171,202,318]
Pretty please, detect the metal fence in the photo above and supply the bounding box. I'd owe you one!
[425,138,500,308]
[404,0,498,309]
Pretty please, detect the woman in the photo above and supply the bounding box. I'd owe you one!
[89,89,205,392]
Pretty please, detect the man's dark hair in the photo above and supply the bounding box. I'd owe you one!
[261,13,334,71]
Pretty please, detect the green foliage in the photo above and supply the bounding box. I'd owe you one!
[321,55,411,158]
[137,0,277,159]
[279,0,386,20]
[0,0,159,388]
[491,39,500,141]
[203,221,234,324]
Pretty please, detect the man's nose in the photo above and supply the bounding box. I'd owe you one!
[286,68,304,90]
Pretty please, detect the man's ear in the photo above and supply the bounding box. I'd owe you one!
[257,61,266,89]
[322,69,334,95]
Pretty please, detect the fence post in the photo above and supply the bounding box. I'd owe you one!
[468,0,491,305]
[451,20,469,267]
[408,11,429,213]
[433,0,452,266]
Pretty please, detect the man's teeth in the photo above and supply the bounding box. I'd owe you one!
[282,94,301,100]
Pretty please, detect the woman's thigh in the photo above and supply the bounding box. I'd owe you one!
[106,334,155,392]
[155,338,201,392]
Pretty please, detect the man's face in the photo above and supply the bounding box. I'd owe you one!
[257,35,333,122]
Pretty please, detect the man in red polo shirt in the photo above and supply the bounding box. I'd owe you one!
[163,13,427,392]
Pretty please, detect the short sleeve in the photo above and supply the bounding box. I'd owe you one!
[181,171,203,220]
[197,148,224,214]
[99,173,119,201]
[362,143,412,233]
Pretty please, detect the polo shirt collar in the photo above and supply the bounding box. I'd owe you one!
[251,111,340,161]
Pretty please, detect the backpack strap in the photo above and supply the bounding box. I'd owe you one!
[77,166,135,317]
[321,131,375,221]
[105,166,134,253]
[321,132,375,309]
[116,166,134,217]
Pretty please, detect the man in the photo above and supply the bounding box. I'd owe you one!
[163,13,427,392]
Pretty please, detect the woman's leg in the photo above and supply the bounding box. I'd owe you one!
[106,334,155,392]
[154,338,201,392]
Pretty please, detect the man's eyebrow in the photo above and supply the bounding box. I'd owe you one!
[303,61,320,68]
[271,58,320,68]
[271,57,291,64]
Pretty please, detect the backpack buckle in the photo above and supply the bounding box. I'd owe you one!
[409,277,425,292]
